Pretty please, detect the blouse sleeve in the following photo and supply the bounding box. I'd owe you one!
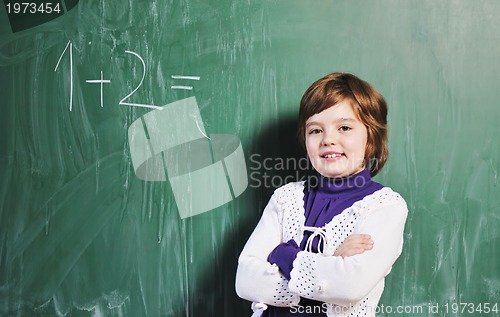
[235,192,301,307]
[288,197,408,307]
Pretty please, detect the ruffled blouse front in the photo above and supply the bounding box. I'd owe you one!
[264,169,383,317]
[301,169,383,252]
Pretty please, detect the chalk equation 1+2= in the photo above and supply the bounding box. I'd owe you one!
[54,40,200,111]
[52,42,249,219]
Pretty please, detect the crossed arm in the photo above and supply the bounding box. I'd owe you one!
[235,193,407,307]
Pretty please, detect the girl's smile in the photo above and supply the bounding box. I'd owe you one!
[320,151,344,160]
[305,100,368,178]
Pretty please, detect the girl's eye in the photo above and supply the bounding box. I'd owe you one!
[308,128,322,134]
[339,126,351,132]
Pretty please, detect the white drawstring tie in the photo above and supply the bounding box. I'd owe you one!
[251,302,268,317]
[302,226,328,254]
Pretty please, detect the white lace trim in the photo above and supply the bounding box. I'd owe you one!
[275,181,307,244]
[275,183,404,253]
[261,263,300,307]
[274,183,404,316]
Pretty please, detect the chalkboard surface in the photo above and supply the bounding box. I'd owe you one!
[1,1,499,316]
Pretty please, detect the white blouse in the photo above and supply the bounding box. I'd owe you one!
[236,181,408,317]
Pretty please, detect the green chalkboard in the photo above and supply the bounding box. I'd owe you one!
[1,1,499,316]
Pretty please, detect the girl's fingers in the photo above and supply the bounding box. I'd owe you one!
[333,234,375,257]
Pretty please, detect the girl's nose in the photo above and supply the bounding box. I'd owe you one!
[322,131,337,146]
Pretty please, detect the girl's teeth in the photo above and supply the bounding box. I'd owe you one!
[324,154,342,158]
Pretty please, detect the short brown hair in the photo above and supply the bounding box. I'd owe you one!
[298,72,388,176]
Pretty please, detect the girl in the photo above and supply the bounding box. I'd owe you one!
[235,72,408,317]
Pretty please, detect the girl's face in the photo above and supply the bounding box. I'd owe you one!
[305,100,368,178]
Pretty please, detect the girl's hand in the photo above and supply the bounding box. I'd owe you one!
[333,234,374,258]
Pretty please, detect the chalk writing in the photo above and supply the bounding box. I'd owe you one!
[55,43,202,111]
[54,40,73,111]
[119,50,162,110]
[171,75,200,90]
[85,71,111,108]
